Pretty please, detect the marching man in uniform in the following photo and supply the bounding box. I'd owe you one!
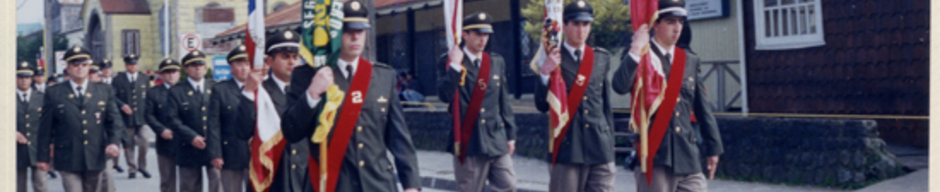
[207,45,253,192]
[146,58,182,192]
[613,0,723,191]
[167,50,222,192]
[17,62,48,192]
[281,1,421,191]
[37,46,124,192]
[111,54,152,179]
[534,1,617,191]
[438,11,519,192]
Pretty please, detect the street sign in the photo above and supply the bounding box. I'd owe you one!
[55,51,66,75]
[212,55,231,81]
[179,33,202,57]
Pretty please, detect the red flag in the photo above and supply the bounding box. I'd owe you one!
[629,0,663,185]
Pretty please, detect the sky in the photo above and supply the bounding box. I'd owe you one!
[17,0,45,25]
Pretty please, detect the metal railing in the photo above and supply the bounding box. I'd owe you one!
[700,60,742,112]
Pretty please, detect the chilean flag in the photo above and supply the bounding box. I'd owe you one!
[246,0,288,191]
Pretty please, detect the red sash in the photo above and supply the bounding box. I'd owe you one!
[451,53,493,164]
[643,48,688,178]
[551,46,595,164]
[308,57,373,192]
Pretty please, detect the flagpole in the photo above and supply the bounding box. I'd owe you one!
[164,0,169,57]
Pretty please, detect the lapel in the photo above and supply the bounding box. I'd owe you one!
[29,89,42,110]
[560,48,579,89]
[185,80,201,105]
[203,80,213,105]
[81,83,94,107]
[463,54,479,89]
[331,66,350,92]
[649,41,673,76]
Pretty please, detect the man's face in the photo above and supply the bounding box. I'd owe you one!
[462,31,490,53]
[33,75,45,84]
[162,70,181,85]
[267,51,298,81]
[185,64,207,81]
[17,76,32,91]
[66,60,92,82]
[564,20,592,46]
[653,16,684,46]
[89,72,102,82]
[230,60,251,82]
[126,63,139,73]
[341,29,367,58]
[101,68,113,78]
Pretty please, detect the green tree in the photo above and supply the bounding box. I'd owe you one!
[17,32,70,67]
[522,0,631,49]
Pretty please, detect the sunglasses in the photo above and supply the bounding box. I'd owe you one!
[68,60,93,67]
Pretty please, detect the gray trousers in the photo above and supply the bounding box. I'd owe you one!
[17,166,48,192]
[60,170,102,192]
[98,158,116,192]
[158,154,177,192]
[548,162,615,192]
[634,165,707,192]
[453,154,516,192]
[124,126,148,174]
[179,166,221,192]
[220,168,248,192]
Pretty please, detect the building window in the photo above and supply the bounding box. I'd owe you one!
[753,0,825,50]
[122,30,140,56]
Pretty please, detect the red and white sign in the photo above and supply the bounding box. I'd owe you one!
[179,33,202,57]
[54,51,66,74]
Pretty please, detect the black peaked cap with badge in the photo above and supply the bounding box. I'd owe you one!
[659,0,688,18]
[63,45,92,63]
[266,31,300,55]
[228,44,249,63]
[17,62,34,77]
[343,0,371,30]
[34,66,45,77]
[564,0,594,23]
[159,58,181,73]
[124,54,140,64]
[463,12,493,34]
[182,50,207,67]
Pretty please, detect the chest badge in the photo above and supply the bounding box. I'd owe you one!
[188,91,193,96]
[98,101,106,106]
[576,74,587,86]
[377,96,388,103]
[493,75,500,80]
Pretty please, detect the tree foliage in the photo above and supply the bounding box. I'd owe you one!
[522,0,632,49]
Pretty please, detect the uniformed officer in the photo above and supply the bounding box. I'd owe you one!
[533,1,616,191]
[147,58,182,192]
[94,59,120,192]
[89,63,102,83]
[112,54,152,179]
[37,45,124,192]
[237,31,312,192]
[437,11,518,192]
[167,50,222,192]
[101,61,114,85]
[281,1,421,191]
[613,0,723,191]
[17,62,48,192]
[33,66,48,93]
[207,45,253,192]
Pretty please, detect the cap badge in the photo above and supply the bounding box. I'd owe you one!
[479,13,486,20]
[351,1,361,11]
[285,31,294,39]
[577,0,585,7]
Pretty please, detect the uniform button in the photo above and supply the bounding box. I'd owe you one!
[381,108,386,113]
[82,120,87,125]
[224,141,228,145]
[83,130,88,134]
[227,106,231,110]
[675,126,681,133]
[584,110,589,114]
[585,124,590,128]
[25,133,30,136]
[480,108,486,113]
[81,110,86,115]
[133,107,138,111]
[27,141,31,145]
[203,116,207,121]
[357,143,364,149]
[677,98,682,102]
[203,126,207,130]
[692,87,696,91]
[583,96,588,101]
[133,96,137,99]
[202,107,206,111]
[292,150,297,155]
[84,140,89,145]
[292,164,297,169]
[26,123,30,128]
[692,138,697,143]
[25,114,29,119]
[358,161,365,167]
[357,126,363,132]
[481,119,486,124]
[675,112,680,117]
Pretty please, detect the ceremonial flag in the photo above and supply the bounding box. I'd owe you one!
[528,0,568,163]
[246,0,288,191]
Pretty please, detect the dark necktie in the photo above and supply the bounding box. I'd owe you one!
[76,86,84,103]
[574,49,582,63]
[473,59,481,68]
[346,65,354,80]
[21,93,27,103]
